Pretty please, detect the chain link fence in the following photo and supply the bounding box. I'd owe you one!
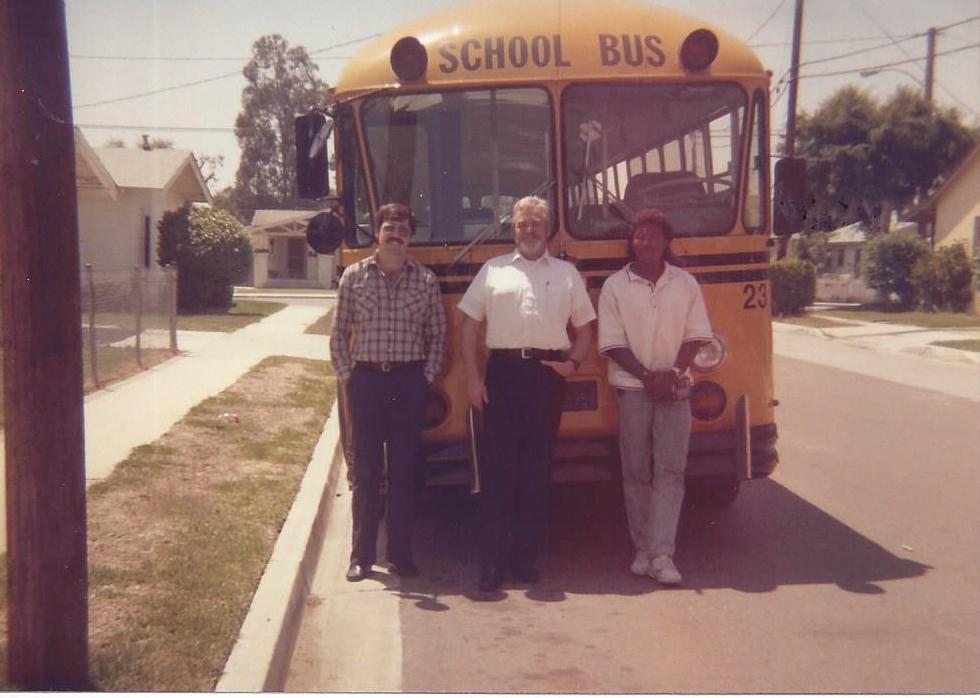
[81,265,178,390]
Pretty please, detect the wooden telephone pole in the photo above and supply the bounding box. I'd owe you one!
[0,0,89,689]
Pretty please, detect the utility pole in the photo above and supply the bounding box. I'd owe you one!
[0,1,90,690]
[924,27,936,102]
[778,0,805,259]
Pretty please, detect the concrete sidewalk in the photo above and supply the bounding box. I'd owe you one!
[773,316,980,366]
[0,301,332,552]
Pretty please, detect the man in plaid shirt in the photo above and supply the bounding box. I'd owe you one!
[329,203,447,582]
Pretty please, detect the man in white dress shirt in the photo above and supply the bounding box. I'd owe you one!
[598,208,712,585]
[459,196,596,592]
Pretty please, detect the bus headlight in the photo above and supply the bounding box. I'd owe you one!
[692,333,727,372]
[690,381,727,421]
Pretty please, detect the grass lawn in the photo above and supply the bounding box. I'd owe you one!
[775,314,853,329]
[814,305,980,329]
[305,308,335,336]
[176,300,286,332]
[0,356,336,690]
[931,338,980,353]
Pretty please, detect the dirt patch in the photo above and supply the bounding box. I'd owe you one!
[0,356,336,690]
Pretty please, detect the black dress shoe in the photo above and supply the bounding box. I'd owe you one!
[478,566,503,592]
[389,561,420,578]
[346,562,370,582]
[511,565,540,584]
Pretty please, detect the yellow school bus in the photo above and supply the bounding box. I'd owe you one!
[298,0,804,503]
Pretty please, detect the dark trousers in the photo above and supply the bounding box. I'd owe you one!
[347,363,427,567]
[478,354,565,570]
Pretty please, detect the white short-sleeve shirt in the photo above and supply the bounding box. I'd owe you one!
[458,250,596,350]
[598,262,713,389]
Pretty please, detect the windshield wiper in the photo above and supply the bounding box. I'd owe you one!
[450,179,554,270]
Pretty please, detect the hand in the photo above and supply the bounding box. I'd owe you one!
[466,375,488,409]
[542,359,576,377]
[640,370,678,401]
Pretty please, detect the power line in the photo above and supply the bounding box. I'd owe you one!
[745,0,789,43]
[69,34,379,63]
[799,42,980,79]
[74,71,241,109]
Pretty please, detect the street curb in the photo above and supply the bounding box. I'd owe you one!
[215,399,343,692]
[901,343,980,365]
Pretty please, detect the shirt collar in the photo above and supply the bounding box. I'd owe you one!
[510,248,552,265]
[366,252,419,276]
[625,261,678,285]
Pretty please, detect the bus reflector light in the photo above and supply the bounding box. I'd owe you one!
[390,36,428,81]
[690,381,726,421]
[679,29,719,72]
[692,333,727,372]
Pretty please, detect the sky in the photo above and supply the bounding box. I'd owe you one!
[66,0,980,192]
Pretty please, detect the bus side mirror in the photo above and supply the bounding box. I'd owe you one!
[773,157,807,236]
[296,111,332,199]
[306,208,355,255]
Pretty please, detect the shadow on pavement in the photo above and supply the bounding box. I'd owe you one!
[396,478,929,607]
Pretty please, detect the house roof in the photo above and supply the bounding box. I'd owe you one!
[905,145,980,221]
[826,220,918,245]
[92,146,212,203]
[73,128,117,198]
[248,209,321,235]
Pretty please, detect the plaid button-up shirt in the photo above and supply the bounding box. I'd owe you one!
[329,254,447,383]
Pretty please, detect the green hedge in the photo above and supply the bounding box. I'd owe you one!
[158,204,252,311]
[912,244,975,312]
[771,258,816,315]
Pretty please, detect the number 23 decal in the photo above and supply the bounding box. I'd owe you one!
[742,282,768,309]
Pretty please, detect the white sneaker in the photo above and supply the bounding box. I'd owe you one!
[649,555,682,585]
[629,552,650,576]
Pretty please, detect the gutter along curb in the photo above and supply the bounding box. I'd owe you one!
[216,400,344,692]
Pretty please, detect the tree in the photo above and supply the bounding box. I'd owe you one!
[861,230,930,308]
[797,86,977,234]
[231,34,328,222]
[157,203,252,311]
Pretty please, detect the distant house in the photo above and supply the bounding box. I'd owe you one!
[906,145,980,310]
[248,209,336,289]
[74,128,212,272]
[814,221,918,304]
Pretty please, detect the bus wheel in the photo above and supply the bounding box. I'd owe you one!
[687,476,740,507]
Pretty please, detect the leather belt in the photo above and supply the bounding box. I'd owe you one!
[356,360,424,373]
[489,348,566,361]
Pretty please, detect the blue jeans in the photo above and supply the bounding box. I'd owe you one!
[616,389,691,558]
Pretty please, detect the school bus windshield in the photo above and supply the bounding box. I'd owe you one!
[563,83,747,239]
[361,87,553,244]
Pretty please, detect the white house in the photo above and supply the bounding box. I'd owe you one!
[907,145,980,311]
[248,209,336,289]
[74,128,212,272]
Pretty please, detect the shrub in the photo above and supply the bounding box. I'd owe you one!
[911,244,974,312]
[771,258,816,315]
[860,231,930,308]
[158,204,252,311]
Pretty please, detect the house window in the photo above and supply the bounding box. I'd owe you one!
[854,249,861,271]
[973,217,980,257]
[836,249,845,268]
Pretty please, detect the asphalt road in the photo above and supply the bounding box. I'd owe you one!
[286,348,980,693]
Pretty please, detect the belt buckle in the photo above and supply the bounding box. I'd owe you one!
[520,348,533,359]
[380,361,392,372]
